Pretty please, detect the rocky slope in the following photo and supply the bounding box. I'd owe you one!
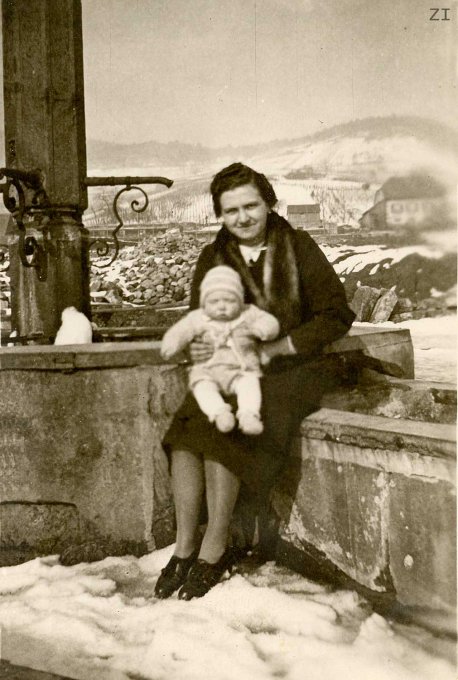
[1,230,456,331]
[88,233,458,324]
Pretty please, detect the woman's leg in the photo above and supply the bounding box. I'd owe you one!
[199,459,241,563]
[171,449,205,558]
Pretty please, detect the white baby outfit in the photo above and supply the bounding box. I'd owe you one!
[161,265,280,433]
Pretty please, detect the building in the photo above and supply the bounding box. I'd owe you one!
[285,167,314,179]
[359,174,447,231]
[287,204,322,232]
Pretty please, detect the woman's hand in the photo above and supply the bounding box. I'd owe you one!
[260,336,295,366]
[189,338,214,363]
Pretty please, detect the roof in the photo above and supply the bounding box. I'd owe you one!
[287,204,320,214]
[380,175,446,200]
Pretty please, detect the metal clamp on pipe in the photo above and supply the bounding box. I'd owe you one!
[0,167,49,279]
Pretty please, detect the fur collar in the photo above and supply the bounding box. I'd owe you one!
[213,212,302,334]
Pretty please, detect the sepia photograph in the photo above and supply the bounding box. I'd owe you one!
[0,1,456,678]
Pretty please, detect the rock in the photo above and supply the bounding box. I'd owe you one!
[141,278,154,290]
[394,297,414,313]
[390,312,414,322]
[416,297,446,311]
[350,286,383,322]
[90,279,103,292]
[173,286,185,301]
[371,289,399,323]
[106,289,123,304]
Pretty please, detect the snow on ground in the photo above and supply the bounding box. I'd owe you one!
[0,551,455,680]
[356,315,457,384]
[321,243,445,277]
[392,315,456,383]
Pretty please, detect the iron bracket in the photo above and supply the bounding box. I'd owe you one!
[0,167,50,280]
[84,175,174,267]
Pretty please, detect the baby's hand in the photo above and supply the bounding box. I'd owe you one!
[160,335,183,360]
[160,344,177,360]
[190,338,213,363]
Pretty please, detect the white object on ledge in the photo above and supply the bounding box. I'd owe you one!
[54,306,93,345]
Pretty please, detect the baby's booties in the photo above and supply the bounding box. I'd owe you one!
[213,405,236,433]
[237,411,263,436]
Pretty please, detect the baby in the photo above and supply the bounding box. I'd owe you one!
[161,265,280,435]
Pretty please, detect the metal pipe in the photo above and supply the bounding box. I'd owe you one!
[84,176,173,188]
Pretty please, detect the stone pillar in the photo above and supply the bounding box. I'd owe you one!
[2,0,89,343]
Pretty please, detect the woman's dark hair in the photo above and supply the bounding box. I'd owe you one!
[210,162,278,217]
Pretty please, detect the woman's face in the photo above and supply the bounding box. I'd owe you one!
[218,183,269,247]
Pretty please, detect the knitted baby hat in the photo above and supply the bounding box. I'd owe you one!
[199,265,244,307]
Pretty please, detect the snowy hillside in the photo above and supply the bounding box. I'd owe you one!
[81,116,458,232]
[248,133,457,187]
[82,115,458,187]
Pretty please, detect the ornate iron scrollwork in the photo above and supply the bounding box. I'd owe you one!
[0,167,49,280]
[0,171,174,275]
[84,176,173,267]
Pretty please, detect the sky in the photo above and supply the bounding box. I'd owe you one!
[80,0,458,147]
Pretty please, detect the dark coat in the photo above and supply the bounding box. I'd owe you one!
[163,220,355,496]
[190,225,354,356]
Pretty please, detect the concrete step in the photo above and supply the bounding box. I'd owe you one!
[273,406,456,634]
[321,376,456,424]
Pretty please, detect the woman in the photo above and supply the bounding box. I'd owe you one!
[155,162,355,601]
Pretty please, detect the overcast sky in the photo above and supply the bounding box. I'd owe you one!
[65,1,458,146]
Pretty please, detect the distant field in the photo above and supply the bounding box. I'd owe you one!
[84,175,376,228]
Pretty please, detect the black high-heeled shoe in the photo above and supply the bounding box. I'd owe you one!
[154,550,199,599]
[178,548,235,600]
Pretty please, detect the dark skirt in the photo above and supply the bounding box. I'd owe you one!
[163,353,344,497]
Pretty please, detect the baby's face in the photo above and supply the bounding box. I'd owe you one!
[203,291,242,321]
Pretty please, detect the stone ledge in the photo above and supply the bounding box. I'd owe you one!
[300,407,456,461]
[0,341,163,370]
[0,326,413,377]
[321,377,456,424]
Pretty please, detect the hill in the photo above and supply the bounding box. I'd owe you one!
[82,115,458,192]
[245,116,458,186]
[0,115,455,185]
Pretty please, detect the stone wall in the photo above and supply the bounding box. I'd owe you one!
[0,343,187,562]
[273,403,456,632]
[0,329,455,631]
